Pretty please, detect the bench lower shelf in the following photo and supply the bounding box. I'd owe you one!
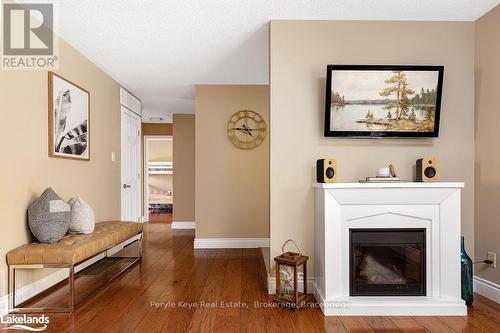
[9,237,142,313]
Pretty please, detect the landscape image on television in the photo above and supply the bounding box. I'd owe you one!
[329,69,441,134]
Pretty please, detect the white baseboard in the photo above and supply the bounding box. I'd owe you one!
[171,221,195,229]
[267,276,315,295]
[474,276,500,304]
[194,238,270,249]
[0,295,7,316]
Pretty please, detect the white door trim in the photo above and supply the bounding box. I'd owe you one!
[143,135,173,221]
[121,106,142,222]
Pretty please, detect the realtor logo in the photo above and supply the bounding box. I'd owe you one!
[1,0,58,69]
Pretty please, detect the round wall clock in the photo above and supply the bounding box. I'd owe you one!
[227,110,266,150]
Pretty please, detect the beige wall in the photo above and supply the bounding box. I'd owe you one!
[0,38,122,296]
[475,5,500,284]
[173,114,195,222]
[270,20,475,276]
[148,140,173,161]
[195,85,270,238]
[142,123,173,136]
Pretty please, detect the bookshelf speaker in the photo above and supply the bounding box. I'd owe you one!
[316,159,336,183]
[416,158,439,182]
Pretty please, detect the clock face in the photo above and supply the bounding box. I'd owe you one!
[227,110,266,150]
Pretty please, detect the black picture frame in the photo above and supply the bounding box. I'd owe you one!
[324,65,444,138]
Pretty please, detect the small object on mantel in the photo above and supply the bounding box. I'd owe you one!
[274,239,309,310]
[360,164,406,183]
[360,177,406,183]
[389,164,397,177]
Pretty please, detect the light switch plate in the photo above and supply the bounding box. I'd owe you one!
[111,152,116,162]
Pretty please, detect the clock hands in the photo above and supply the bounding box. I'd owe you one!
[235,125,254,137]
[242,124,253,137]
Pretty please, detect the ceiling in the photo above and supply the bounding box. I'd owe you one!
[54,0,499,122]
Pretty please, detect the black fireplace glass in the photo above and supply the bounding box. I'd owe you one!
[350,229,426,296]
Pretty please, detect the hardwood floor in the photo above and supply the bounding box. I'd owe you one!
[4,223,500,333]
[148,213,172,223]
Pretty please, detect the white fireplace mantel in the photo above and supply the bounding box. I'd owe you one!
[313,182,466,316]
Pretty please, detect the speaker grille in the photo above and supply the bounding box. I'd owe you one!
[424,166,436,178]
[325,167,335,179]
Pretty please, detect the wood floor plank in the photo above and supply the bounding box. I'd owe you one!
[213,314,241,333]
[413,317,455,333]
[109,242,196,332]
[340,316,376,333]
[464,311,500,333]
[321,316,349,333]
[160,250,215,333]
[474,294,500,312]
[240,249,266,333]
[388,317,428,333]
[217,255,242,317]
[133,242,199,333]
[469,296,500,326]
[364,316,402,332]
[186,250,227,333]
[439,316,485,333]
[263,306,296,333]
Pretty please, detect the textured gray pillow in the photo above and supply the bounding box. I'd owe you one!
[28,188,70,243]
[68,197,95,234]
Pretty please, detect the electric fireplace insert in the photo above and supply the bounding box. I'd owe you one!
[350,228,426,296]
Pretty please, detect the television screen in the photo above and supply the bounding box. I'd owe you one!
[324,65,444,138]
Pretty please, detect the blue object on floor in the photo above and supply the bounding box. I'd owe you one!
[461,236,473,305]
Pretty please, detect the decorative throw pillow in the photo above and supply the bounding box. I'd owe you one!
[68,197,95,234]
[28,188,70,244]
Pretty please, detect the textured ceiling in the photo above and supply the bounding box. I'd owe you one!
[54,0,499,121]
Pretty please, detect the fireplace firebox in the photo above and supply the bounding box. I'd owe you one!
[350,229,426,296]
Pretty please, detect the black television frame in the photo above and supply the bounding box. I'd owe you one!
[324,65,444,138]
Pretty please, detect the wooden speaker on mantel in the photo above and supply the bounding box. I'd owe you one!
[416,158,439,182]
[316,159,336,183]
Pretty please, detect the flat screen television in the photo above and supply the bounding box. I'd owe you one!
[324,65,444,138]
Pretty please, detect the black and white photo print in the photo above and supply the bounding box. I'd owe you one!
[48,72,90,160]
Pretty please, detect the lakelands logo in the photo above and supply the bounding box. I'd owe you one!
[1,0,58,70]
[0,314,49,331]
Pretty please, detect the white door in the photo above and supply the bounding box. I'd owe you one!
[121,106,142,222]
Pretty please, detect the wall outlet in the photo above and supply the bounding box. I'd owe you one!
[487,252,497,268]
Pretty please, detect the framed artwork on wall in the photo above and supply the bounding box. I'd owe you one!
[48,72,90,160]
[324,65,444,138]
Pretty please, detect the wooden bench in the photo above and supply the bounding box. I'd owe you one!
[6,221,143,313]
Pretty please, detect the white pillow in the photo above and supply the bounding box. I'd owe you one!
[68,197,95,234]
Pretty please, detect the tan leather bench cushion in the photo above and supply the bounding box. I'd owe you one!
[7,221,143,265]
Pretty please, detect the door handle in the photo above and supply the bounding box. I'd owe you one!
[123,184,132,189]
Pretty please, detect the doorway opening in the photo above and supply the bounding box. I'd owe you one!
[144,136,173,223]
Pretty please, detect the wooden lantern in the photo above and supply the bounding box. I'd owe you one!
[274,239,309,309]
